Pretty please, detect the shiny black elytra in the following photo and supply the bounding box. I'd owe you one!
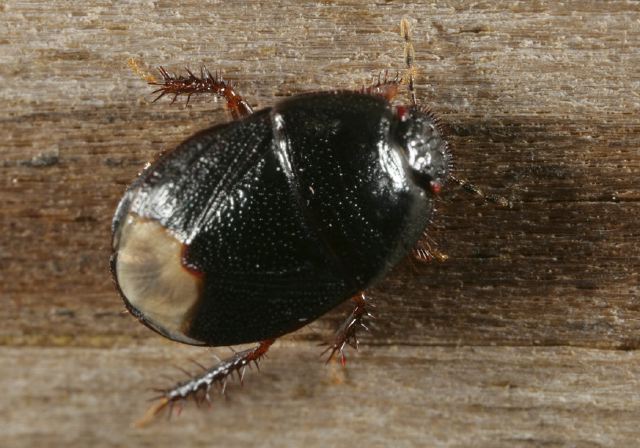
[112,92,449,345]
[111,21,460,422]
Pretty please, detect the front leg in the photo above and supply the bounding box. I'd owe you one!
[150,66,253,119]
[413,231,449,263]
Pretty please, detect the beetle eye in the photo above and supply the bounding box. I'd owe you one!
[395,106,410,122]
[429,180,442,195]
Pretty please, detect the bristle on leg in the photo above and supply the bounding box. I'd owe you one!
[133,339,274,427]
[148,66,253,119]
[321,293,373,366]
[360,70,402,101]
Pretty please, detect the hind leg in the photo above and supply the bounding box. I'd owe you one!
[136,339,274,426]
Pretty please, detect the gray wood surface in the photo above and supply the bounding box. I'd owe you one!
[1,1,639,447]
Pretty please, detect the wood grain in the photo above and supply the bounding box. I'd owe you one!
[1,1,639,446]
[4,344,640,447]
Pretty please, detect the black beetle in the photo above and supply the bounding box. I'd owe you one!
[113,89,449,342]
[111,20,502,421]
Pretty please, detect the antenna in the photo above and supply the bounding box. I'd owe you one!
[400,18,417,106]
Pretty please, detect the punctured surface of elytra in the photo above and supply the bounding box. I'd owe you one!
[112,90,450,346]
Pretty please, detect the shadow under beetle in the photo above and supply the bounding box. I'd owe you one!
[111,19,507,423]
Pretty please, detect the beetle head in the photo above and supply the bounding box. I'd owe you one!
[394,106,451,194]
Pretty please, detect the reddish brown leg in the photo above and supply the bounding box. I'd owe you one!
[150,66,253,119]
[412,232,449,263]
[360,70,401,101]
[135,339,274,427]
[321,293,373,366]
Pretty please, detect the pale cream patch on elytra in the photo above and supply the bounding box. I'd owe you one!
[114,213,204,345]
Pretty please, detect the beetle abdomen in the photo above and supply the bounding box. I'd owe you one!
[114,213,204,345]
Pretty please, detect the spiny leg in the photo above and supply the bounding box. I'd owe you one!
[135,339,274,427]
[358,17,416,103]
[321,293,373,366]
[360,70,402,101]
[413,231,449,263]
[150,66,253,119]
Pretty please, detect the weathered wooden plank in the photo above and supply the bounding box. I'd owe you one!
[1,0,639,445]
[2,0,639,347]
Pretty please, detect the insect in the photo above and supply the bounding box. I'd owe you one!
[111,20,508,423]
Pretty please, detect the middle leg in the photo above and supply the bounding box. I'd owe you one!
[321,293,373,366]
